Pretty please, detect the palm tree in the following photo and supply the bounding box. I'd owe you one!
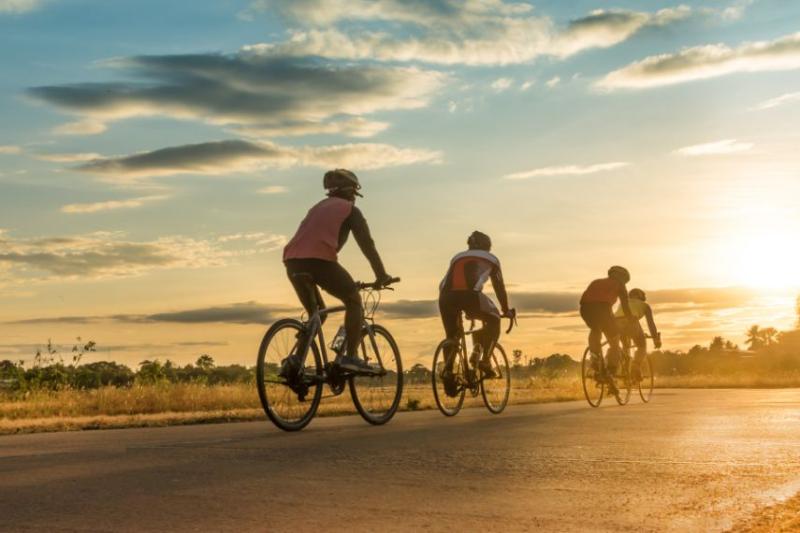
[196,354,215,370]
[745,325,763,351]
[761,327,778,346]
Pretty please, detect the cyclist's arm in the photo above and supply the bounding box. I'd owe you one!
[346,207,388,279]
[490,267,510,314]
[644,304,660,343]
[618,284,634,321]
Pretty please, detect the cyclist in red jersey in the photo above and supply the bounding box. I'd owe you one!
[580,266,635,394]
[439,231,513,380]
[283,169,394,373]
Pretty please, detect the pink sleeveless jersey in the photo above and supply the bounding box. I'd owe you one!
[283,197,354,262]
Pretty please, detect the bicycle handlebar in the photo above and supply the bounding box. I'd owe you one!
[505,308,518,334]
[356,277,401,290]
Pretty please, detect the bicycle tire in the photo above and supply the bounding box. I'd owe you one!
[638,354,654,403]
[614,355,632,406]
[432,340,466,416]
[481,343,510,414]
[349,324,403,425]
[581,347,605,408]
[256,319,323,432]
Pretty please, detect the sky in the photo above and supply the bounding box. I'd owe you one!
[1,0,799,368]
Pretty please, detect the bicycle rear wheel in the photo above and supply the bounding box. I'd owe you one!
[432,340,466,416]
[638,354,654,403]
[614,356,632,406]
[256,319,322,432]
[481,343,510,414]
[350,324,403,425]
[581,347,605,408]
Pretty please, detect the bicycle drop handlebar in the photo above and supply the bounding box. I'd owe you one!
[356,277,401,290]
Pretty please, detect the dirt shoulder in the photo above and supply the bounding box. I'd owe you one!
[730,493,800,532]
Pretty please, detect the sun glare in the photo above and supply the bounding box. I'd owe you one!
[719,214,800,290]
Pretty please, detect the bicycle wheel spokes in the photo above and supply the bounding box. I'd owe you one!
[350,325,403,425]
[615,358,632,406]
[256,319,322,431]
[581,347,605,408]
[481,343,510,414]
[638,355,654,403]
[432,340,466,416]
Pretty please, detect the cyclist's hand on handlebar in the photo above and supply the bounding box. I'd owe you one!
[654,332,662,350]
[375,273,400,288]
[502,308,517,319]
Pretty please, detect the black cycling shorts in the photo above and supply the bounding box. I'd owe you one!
[580,302,618,340]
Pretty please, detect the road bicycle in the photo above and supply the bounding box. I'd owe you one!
[256,274,402,431]
[581,334,655,408]
[431,310,517,416]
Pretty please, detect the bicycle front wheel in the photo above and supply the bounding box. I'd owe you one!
[481,343,510,414]
[256,319,322,432]
[581,347,605,408]
[350,324,403,425]
[638,354,654,403]
[432,340,465,416]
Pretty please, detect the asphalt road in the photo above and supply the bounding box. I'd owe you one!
[2,389,799,532]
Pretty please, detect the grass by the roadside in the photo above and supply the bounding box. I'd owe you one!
[2,372,800,434]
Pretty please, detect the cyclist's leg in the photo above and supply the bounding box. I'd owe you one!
[285,259,325,318]
[580,304,603,356]
[438,292,462,370]
[474,293,501,359]
[630,322,647,379]
[310,260,362,358]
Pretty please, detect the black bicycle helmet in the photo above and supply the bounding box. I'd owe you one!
[467,231,492,251]
[323,168,362,196]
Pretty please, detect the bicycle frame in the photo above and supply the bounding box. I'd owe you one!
[290,274,396,387]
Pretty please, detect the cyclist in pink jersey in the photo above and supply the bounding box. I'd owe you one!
[580,266,636,395]
[283,169,394,373]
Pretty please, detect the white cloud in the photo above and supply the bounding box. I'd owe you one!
[0,145,22,154]
[60,195,168,214]
[520,80,535,91]
[490,77,513,92]
[257,185,288,194]
[546,76,561,88]
[74,139,441,180]
[597,32,800,90]
[52,119,107,136]
[249,3,695,66]
[37,152,102,163]
[752,91,800,111]
[673,139,753,156]
[447,100,458,113]
[504,161,630,180]
[233,117,389,139]
[0,0,42,14]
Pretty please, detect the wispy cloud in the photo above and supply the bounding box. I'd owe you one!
[52,119,107,136]
[257,185,287,195]
[504,162,629,180]
[546,76,561,88]
[0,230,285,281]
[597,32,800,90]
[673,139,753,156]
[36,152,102,163]
[0,0,42,14]
[27,54,445,138]
[247,2,694,66]
[490,77,513,92]
[0,145,22,154]
[74,139,441,180]
[61,195,169,214]
[752,91,800,111]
